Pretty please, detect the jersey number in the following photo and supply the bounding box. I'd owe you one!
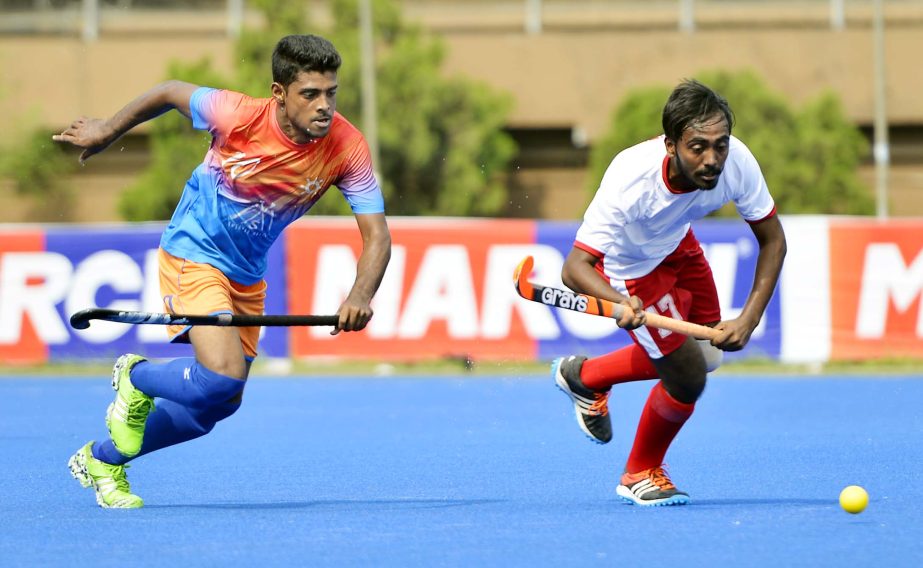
[646,293,683,338]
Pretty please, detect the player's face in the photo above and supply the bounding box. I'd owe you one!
[666,113,730,190]
[273,70,338,142]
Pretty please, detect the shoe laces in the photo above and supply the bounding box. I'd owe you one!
[101,463,133,493]
[647,466,676,491]
[125,391,154,429]
[114,465,134,493]
[588,391,610,416]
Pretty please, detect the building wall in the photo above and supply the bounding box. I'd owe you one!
[1,2,922,222]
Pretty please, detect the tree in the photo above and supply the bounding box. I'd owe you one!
[585,84,671,197]
[586,70,872,215]
[118,59,232,221]
[790,92,872,214]
[122,0,516,220]
[0,116,76,221]
[325,0,516,216]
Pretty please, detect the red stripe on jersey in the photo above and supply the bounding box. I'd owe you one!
[661,155,697,195]
[574,240,603,258]
[746,206,777,224]
[574,240,608,281]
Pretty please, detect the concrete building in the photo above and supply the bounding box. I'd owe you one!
[1,0,922,221]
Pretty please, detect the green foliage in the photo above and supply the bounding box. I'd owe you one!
[123,0,516,220]
[234,0,313,96]
[118,59,232,221]
[587,70,872,216]
[429,77,517,215]
[792,93,872,214]
[0,120,76,221]
[327,1,516,216]
[586,85,670,198]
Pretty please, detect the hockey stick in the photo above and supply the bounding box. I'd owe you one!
[513,255,719,340]
[69,308,339,331]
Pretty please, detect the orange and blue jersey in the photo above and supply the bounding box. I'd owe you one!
[160,87,384,285]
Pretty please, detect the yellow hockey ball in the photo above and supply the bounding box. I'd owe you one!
[839,485,868,514]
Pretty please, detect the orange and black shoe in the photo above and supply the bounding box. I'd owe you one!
[551,355,612,444]
[616,465,690,507]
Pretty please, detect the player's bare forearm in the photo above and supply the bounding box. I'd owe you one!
[349,213,391,304]
[714,215,787,349]
[103,80,198,137]
[740,215,786,325]
[52,80,199,162]
[562,246,645,329]
[332,213,392,334]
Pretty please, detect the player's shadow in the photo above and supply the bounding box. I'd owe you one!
[691,498,834,507]
[151,498,503,510]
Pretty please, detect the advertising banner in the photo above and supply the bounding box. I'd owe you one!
[286,217,782,363]
[2,216,920,366]
[0,229,47,364]
[287,218,538,361]
[0,224,288,364]
[829,219,923,360]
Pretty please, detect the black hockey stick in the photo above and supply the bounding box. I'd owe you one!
[69,308,339,330]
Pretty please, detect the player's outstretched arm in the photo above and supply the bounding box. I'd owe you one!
[331,212,392,335]
[562,246,645,330]
[712,215,787,350]
[52,80,200,163]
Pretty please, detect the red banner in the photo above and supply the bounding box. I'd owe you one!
[286,218,538,361]
[0,230,48,364]
[829,220,923,360]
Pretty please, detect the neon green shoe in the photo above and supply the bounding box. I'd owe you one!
[106,354,154,457]
[68,442,143,509]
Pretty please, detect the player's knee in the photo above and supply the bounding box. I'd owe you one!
[200,399,242,425]
[202,357,248,380]
[662,372,706,403]
[190,399,242,435]
[188,362,247,409]
[686,372,707,401]
[698,339,724,373]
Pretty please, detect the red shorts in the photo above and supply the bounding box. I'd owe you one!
[158,248,266,358]
[610,230,720,359]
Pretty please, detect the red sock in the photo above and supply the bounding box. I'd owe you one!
[580,344,658,390]
[624,382,695,474]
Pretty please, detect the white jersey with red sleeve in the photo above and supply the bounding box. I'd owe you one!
[574,134,776,281]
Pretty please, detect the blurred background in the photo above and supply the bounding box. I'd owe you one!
[0,0,921,368]
[1,0,921,222]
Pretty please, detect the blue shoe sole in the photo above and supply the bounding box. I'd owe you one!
[616,486,690,507]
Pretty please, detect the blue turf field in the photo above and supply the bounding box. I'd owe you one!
[1,372,921,567]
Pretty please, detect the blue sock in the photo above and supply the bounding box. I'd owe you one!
[91,398,241,465]
[92,439,127,464]
[130,358,245,409]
